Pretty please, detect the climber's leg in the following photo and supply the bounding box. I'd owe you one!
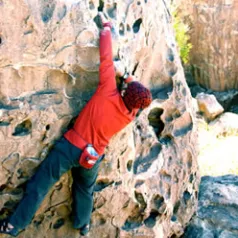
[71,155,104,230]
[8,137,82,234]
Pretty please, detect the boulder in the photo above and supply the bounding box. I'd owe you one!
[209,90,238,112]
[196,93,224,121]
[183,175,238,238]
[0,0,199,237]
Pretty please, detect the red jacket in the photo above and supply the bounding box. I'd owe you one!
[64,28,138,155]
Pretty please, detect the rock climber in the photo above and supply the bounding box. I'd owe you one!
[0,12,152,237]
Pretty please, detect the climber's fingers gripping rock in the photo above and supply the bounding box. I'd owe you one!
[98,12,112,30]
[114,60,126,77]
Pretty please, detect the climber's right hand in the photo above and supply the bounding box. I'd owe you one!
[114,60,126,77]
[98,12,112,30]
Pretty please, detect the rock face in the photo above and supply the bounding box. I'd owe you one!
[0,0,199,237]
[183,175,238,238]
[174,0,238,91]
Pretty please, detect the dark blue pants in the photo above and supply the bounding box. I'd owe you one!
[9,137,102,231]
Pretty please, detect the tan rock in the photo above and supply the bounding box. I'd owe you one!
[196,93,224,121]
[173,0,238,91]
[0,0,199,237]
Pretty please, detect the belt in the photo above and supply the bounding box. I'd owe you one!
[64,128,88,151]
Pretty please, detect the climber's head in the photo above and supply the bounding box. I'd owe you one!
[122,81,152,111]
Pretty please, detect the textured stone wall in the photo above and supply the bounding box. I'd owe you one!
[0,0,199,237]
[174,0,238,91]
[183,175,238,238]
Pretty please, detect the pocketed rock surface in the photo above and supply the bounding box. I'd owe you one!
[0,0,199,237]
[182,175,238,238]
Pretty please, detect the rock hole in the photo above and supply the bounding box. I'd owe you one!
[167,48,174,62]
[171,215,177,222]
[189,174,194,183]
[165,115,173,122]
[12,119,32,136]
[153,195,164,210]
[17,168,29,179]
[53,218,65,229]
[94,179,114,192]
[168,156,173,166]
[135,180,144,188]
[94,196,106,210]
[54,182,62,190]
[41,2,56,23]
[57,4,67,21]
[172,110,181,119]
[33,215,44,227]
[0,121,10,126]
[115,181,122,186]
[98,217,106,225]
[168,66,178,77]
[160,171,172,183]
[0,36,2,45]
[148,108,165,138]
[120,148,126,155]
[126,24,131,32]
[134,191,147,210]
[173,201,180,214]
[107,2,117,19]
[98,0,104,11]
[166,187,171,199]
[127,160,133,171]
[137,1,141,5]
[183,191,191,205]
[159,135,173,145]
[117,159,120,169]
[182,87,187,96]
[93,14,103,28]
[45,124,50,130]
[173,121,193,137]
[0,184,7,192]
[122,214,143,231]
[119,23,125,36]
[89,1,95,10]
[41,133,47,142]
[144,210,159,228]
[4,200,16,209]
[132,62,139,75]
[133,144,162,174]
[187,151,193,169]
[122,199,130,209]
[132,18,142,33]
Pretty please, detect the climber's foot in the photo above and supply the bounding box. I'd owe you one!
[79,224,90,236]
[0,219,19,237]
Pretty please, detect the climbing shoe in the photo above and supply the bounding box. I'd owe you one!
[0,219,19,237]
[79,224,90,236]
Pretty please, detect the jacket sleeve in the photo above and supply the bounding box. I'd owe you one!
[96,29,117,95]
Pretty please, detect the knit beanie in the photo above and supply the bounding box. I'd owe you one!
[123,81,152,110]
